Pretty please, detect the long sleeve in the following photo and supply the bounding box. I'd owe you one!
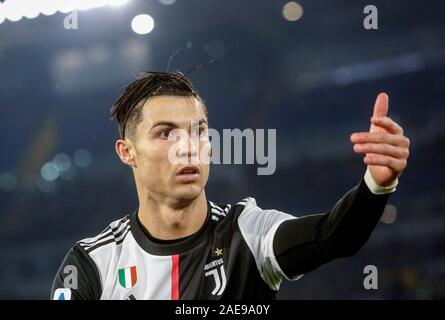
[273,178,390,279]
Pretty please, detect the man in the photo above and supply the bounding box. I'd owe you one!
[51,72,410,300]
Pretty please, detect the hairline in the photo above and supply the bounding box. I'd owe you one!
[124,94,208,141]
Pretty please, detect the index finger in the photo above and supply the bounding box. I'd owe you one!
[371,116,404,135]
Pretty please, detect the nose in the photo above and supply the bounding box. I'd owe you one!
[176,132,199,161]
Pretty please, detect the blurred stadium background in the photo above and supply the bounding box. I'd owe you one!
[0,0,444,299]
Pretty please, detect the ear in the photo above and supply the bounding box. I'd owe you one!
[115,139,137,167]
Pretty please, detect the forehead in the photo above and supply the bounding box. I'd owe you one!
[139,95,206,125]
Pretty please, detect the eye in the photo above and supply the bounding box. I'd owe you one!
[199,127,208,136]
[159,129,172,139]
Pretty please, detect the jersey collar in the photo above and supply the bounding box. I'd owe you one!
[129,201,212,255]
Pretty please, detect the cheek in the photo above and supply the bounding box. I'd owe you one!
[199,140,212,159]
[201,163,210,181]
[154,143,178,173]
[137,144,168,169]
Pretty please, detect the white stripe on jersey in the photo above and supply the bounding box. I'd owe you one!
[209,201,224,211]
[236,197,251,206]
[115,225,131,243]
[80,217,129,245]
[79,219,130,249]
[211,208,226,216]
[80,221,129,247]
[84,225,131,253]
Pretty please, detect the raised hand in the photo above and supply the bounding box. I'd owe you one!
[350,93,410,187]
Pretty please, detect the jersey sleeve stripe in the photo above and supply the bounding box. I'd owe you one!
[78,220,130,249]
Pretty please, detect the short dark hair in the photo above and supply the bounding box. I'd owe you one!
[111,71,207,139]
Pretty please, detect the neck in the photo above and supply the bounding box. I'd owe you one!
[137,191,208,241]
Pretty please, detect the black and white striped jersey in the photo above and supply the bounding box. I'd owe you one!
[51,177,393,300]
[51,197,299,300]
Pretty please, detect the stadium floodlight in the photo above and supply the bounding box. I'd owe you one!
[0,0,131,24]
[22,3,40,19]
[39,0,59,16]
[131,14,154,35]
[0,5,5,24]
[109,0,130,7]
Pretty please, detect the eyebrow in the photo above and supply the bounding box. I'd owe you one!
[150,118,208,130]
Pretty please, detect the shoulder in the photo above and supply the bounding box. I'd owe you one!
[219,197,297,232]
[208,197,256,223]
[210,197,292,228]
[76,214,131,255]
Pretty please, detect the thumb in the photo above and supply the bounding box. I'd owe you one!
[370,92,389,133]
[372,92,389,118]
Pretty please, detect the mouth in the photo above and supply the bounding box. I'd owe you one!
[176,165,200,181]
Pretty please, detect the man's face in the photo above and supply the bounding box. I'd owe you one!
[131,95,210,203]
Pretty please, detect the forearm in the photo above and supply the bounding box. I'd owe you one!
[273,179,390,278]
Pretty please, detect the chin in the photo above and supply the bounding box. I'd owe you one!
[174,184,203,201]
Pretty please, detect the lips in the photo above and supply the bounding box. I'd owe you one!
[175,165,201,183]
[176,165,200,176]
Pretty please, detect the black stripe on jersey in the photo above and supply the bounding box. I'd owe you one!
[78,216,129,248]
[78,230,113,247]
[113,223,130,241]
[79,219,130,249]
[85,238,115,253]
[82,220,129,251]
[209,201,223,209]
[209,202,236,223]
[85,225,131,253]
[210,202,233,222]
[210,202,233,216]
[116,227,131,245]
[209,202,225,214]
[87,215,129,239]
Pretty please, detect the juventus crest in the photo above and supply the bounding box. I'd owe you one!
[204,251,227,296]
